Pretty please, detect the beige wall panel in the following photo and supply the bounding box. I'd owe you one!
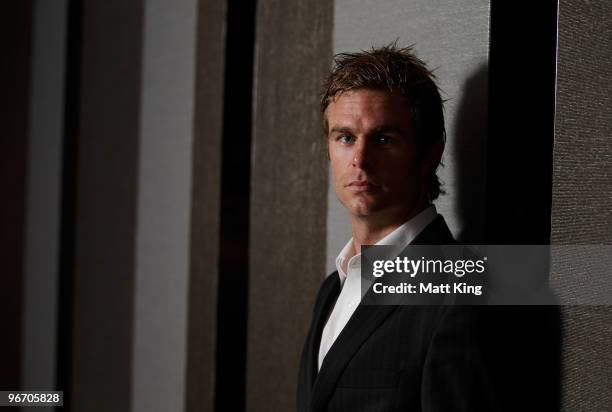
[551,1,612,410]
[247,0,333,410]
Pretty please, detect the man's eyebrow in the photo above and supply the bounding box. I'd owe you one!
[329,125,405,134]
[369,125,406,135]
[329,126,352,134]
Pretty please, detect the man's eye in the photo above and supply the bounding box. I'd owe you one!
[338,134,354,144]
[377,135,392,145]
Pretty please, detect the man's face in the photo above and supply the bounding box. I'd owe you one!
[326,89,430,219]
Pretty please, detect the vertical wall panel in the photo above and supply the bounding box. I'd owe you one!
[184,0,226,410]
[23,0,67,393]
[131,0,198,411]
[0,0,32,390]
[328,0,490,271]
[71,1,143,410]
[551,1,612,410]
[248,0,333,410]
[213,0,256,408]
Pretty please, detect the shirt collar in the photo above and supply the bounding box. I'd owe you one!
[335,205,438,284]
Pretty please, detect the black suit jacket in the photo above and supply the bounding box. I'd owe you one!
[297,215,499,412]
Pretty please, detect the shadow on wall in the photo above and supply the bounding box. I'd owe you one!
[452,63,488,244]
[450,63,562,411]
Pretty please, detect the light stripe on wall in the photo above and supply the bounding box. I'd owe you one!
[131,0,198,411]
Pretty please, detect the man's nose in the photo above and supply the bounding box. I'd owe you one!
[351,138,372,169]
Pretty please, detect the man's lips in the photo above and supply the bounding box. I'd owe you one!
[346,180,380,193]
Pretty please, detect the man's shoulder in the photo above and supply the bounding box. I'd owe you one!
[322,271,340,289]
[412,214,457,245]
[313,271,340,304]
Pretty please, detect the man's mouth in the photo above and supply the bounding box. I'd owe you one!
[346,180,380,193]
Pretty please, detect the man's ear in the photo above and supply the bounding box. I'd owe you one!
[421,143,444,177]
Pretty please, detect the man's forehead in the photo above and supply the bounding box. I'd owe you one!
[329,124,407,135]
[326,90,413,133]
[330,88,400,103]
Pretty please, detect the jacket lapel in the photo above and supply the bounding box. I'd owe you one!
[309,215,455,411]
[311,302,398,411]
[299,272,341,410]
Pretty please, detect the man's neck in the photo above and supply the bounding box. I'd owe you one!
[350,203,429,256]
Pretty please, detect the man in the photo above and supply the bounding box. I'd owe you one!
[296,45,498,411]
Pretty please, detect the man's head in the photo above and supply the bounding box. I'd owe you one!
[322,44,445,220]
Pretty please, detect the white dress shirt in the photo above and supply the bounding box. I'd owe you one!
[317,205,438,371]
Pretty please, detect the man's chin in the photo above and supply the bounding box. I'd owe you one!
[345,201,382,217]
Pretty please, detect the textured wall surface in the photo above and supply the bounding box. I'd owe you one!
[550,0,612,410]
[328,0,490,272]
[247,0,333,410]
